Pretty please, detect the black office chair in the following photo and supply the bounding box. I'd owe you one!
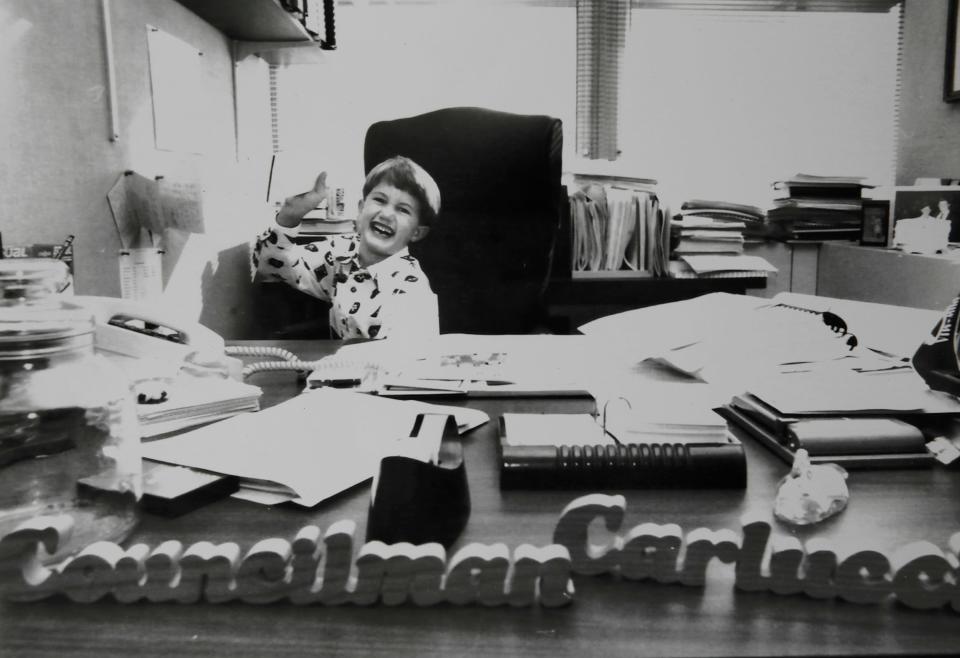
[364,107,564,335]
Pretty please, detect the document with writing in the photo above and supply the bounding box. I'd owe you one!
[141,388,488,507]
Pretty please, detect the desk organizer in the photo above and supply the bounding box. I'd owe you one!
[366,414,470,548]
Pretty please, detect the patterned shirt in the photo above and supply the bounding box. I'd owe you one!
[253,225,438,340]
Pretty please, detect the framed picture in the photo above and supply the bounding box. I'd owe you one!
[860,199,891,247]
[891,186,960,243]
[946,0,960,102]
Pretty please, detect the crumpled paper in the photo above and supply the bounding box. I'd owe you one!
[774,449,849,525]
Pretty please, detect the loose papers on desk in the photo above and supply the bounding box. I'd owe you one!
[332,333,612,396]
[140,388,488,507]
[578,292,941,394]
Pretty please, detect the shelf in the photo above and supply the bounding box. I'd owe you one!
[175,0,314,42]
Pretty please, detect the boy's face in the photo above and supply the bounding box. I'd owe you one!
[356,182,429,265]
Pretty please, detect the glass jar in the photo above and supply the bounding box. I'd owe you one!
[0,259,141,563]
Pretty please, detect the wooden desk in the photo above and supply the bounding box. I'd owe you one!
[2,341,960,657]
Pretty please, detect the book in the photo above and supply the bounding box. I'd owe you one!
[498,412,746,489]
[673,239,745,254]
[718,403,935,470]
[680,199,766,219]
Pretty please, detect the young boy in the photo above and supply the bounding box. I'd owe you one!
[253,156,441,340]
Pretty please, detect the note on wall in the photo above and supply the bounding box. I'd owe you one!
[146,26,205,154]
[119,248,163,301]
[157,177,205,233]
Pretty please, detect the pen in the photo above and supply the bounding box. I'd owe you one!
[56,235,74,260]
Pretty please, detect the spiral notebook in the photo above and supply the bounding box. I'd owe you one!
[498,412,746,490]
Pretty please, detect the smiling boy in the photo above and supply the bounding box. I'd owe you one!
[253,156,441,340]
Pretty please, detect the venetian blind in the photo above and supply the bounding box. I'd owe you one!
[603,3,904,206]
[576,0,628,160]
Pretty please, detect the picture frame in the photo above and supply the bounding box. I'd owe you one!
[891,186,960,244]
[860,199,891,247]
[946,0,960,102]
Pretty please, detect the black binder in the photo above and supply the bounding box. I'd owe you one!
[498,415,746,490]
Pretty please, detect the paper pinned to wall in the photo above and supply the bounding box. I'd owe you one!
[157,176,204,232]
[146,25,205,154]
[119,247,163,301]
[107,170,205,250]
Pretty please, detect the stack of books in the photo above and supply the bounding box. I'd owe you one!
[766,174,871,241]
[672,200,762,255]
[669,200,775,279]
[568,175,670,276]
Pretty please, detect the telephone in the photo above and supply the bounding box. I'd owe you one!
[72,296,321,382]
[75,295,227,364]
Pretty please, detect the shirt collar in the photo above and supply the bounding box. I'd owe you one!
[363,247,412,277]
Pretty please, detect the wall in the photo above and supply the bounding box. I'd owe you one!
[0,0,270,338]
[898,0,960,183]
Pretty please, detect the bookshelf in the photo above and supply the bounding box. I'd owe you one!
[548,190,767,331]
[174,0,326,64]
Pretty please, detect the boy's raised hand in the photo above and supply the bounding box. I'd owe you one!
[277,172,328,227]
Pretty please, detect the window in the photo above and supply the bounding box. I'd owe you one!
[610,7,902,207]
[268,1,901,209]
[271,3,575,190]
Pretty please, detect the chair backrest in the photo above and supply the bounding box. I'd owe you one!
[364,107,564,334]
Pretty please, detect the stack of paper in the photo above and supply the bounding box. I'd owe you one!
[592,381,730,444]
[141,388,489,507]
[670,254,777,279]
[138,376,263,438]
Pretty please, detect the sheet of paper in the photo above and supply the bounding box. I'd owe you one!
[771,292,941,360]
[119,248,163,301]
[125,172,165,234]
[147,26,205,153]
[336,333,614,395]
[157,177,205,233]
[141,388,489,507]
[501,413,613,447]
[749,370,960,415]
[107,174,138,249]
[680,254,777,274]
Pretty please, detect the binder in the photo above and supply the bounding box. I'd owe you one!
[498,413,746,490]
[718,401,936,470]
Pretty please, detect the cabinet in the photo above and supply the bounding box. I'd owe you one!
[743,240,821,299]
[817,242,958,311]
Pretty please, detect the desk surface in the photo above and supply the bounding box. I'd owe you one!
[3,341,960,657]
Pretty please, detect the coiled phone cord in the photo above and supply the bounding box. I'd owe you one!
[224,345,376,384]
[222,345,320,379]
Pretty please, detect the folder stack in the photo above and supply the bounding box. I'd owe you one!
[765,173,871,241]
[718,374,960,468]
[569,175,669,276]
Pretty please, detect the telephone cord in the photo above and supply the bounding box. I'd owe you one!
[224,345,299,362]
[240,359,331,379]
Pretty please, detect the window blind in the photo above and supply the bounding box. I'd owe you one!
[576,0,628,160]
[610,5,903,206]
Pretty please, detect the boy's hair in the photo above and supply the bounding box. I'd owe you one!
[362,156,441,227]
